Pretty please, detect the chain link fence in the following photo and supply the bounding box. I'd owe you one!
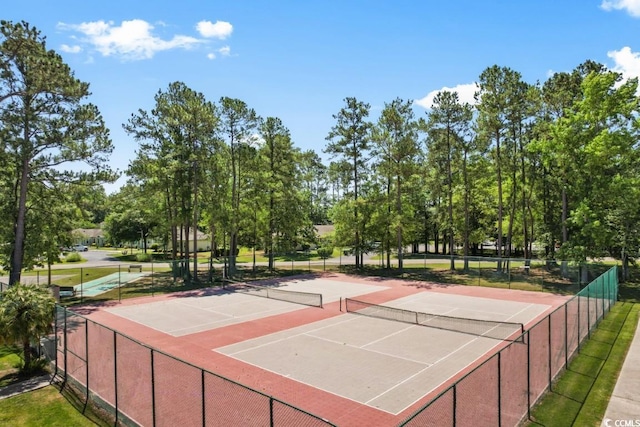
[35,258,618,426]
[46,306,335,427]
[399,266,619,426]
[5,254,611,305]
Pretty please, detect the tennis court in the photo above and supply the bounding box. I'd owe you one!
[214,290,550,414]
[76,271,150,297]
[82,274,567,425]
[105,278,389,336]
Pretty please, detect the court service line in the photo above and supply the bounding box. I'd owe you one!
[168,305,297,335]
[359,321,424,348]
[215,351,401,415]
[222,316,363,357]
[501,303,537,324]
[394,294,533,318]
[304,329,432,367]
[368,333,491,412]
[364,362,434,407]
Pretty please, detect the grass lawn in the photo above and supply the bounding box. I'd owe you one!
[0,346,22,388]
[527,302,640,426]
[0,386,101,426]
[0,345,102,426]
[2,256,634,425]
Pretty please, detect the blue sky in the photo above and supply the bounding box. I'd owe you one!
[5,0,640,193]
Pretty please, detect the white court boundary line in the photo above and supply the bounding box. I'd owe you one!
[217,299,541,415]
[108,292,303,337]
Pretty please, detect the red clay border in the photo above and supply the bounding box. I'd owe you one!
[78,273,570,426]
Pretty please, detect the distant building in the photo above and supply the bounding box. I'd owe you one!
[74,228,106,247]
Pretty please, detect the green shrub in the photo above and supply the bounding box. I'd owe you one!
[19,357,48,376]
[136,253,152,262]
[316,246,334,259]
[65,252,81,262]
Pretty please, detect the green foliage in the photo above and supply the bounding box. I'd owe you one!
[0,21,115,285]
[0,284,55,372]
[325,97,372,268]
[316,246,334,259]
[64,252,82,263]
[136,253,152,262]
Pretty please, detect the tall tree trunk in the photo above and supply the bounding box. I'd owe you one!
[424,208,429,255]
[386,175,391,269]
[396,175,403,272]
[23,339,31,370]
[496,130,504,272]
[229,139,238,276]
[353,141,360,269]
[193,162,198,282]
[463,151,470,272]
[520,139,530,268]
[447,128,455,271]
[10,155,29,286]
[561,184,569,276]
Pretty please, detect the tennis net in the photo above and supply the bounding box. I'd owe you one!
[345,298,524,341]
[224,282,323,308]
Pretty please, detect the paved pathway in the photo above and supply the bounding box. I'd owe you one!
[603,314,640,425]
[0,374,52,400]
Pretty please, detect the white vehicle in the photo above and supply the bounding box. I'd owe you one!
[72,244,89,252]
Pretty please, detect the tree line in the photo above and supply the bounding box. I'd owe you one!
[2,21,640,285]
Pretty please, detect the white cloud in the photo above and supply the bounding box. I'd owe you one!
[218,45,231,56]
[608,46,640,80]
[207,52,216,60]
[60,44,82,53]
[601,0,640,17]
[196,20,233,39]
[57,19,203,60]
[414,83,478,109]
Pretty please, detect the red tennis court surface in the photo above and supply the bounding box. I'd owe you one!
[81,273,570,426]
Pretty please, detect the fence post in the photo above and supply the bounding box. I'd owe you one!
[151,350,156,427]
[85,318,89,405]
[453,383,457,427]
[63,307,68,384]
[548,316,552,390]
[608,270,612,305]
[201,369,206,427]
[564,304,568,368]
[498,352,502,427]
[269,397,275,427]
[587,292,591,339]
[577,295,581,352]
[601,278,605,320]
[151,260,155,297]
[114,330,118,425]
[80,268,84,304]
[118,265,122,302]
[527,330,531,420]
[54,306,58,375]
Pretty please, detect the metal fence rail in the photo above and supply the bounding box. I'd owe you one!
[49,306,336,427]
[398,266,619,427]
